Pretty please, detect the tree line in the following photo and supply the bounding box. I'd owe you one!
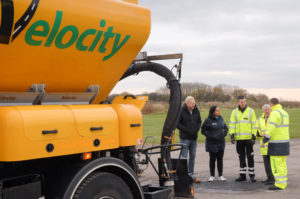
[109,82,270,104]
[147,82,269,104]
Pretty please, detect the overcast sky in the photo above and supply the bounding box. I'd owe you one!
[113,0,300,100]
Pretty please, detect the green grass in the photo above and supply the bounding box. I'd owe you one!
[143,108,300,144]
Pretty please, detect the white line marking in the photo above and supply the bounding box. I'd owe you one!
[24,14,30,22]
[13,25,22,35]
[32,3,36,10]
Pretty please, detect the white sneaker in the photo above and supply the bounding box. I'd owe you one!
[218,176,227,181]
[208,176,214,182]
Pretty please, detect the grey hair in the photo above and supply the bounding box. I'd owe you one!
[262,104,270,110]
[185,96,195,103]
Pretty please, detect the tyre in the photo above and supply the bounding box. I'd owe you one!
[73,172,134,199]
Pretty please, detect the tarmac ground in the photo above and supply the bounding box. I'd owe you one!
[139,138,300,199]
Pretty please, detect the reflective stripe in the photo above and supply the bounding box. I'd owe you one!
[229,121,236,124]
[240,168,247,171]
[239,171,246,174]
[229,126,236,129]
[269,122,289,128]
[276,180,287,184]
[248,167,254,170]
[252,127,258,129]
[275,110,284,126]
[269,140,290,144]
[249,108,253,121]
[251,121,256,124]
[265,134,271,139]
[236,133,252,136]
[262,129,266,133]
[271,110,289,128]
[235,108,238,122]
[275,175,287,179]
[269,122,278,127]
[280,125,289,127]
[249,172,255,175]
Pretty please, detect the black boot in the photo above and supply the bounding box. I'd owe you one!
[235,175,246,182]
[265,180,275,185]
[262,178,269,183]
[268,185,282,190]
[250,176,256,182]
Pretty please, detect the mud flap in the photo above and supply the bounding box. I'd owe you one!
[158,158,194,198]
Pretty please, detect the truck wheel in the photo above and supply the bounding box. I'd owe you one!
[73,172,134,199]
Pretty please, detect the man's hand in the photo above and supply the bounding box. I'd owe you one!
[251,134,256,145]
[230,134,235,144]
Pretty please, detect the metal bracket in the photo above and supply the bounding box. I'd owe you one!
[86,85,100,104]
[40,85,100,105]
[134,52,183,81]
[28,84,46,105]
[0,84,45,106]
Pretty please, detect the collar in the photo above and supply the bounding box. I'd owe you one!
[271,104,282,111]
[238,105,247,113]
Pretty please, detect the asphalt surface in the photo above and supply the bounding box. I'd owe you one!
[139,139,300,199]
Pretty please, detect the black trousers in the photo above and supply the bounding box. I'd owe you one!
[263,155,274,181]
[209,150,224,177]
[236,140,255,177]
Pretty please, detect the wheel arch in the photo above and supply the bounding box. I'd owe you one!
[63,157,144,199]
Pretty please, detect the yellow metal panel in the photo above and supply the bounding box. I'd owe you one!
[112,104,143,147]
[14,105,75,141]
[112,95,148,110]
[0,105,121,162]
[0,0,151,103]
[67,105,119,148]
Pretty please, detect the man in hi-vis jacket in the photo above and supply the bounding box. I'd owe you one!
[263,98,290,190]
[229,96,257,182]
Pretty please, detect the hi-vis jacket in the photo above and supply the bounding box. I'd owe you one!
[257,114,269,155]
[229,106,257,140]
[263,104,290,156]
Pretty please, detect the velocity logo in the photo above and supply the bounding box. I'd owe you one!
[0,0,131,61]
[0,0,39,44]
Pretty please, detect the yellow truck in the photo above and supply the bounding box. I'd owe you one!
[0,0,188,198]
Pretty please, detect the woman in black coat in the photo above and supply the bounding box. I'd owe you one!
[201,106,228,181]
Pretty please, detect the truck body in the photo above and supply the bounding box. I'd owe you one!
[0,0,170,198]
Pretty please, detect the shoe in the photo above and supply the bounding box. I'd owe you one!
[250,177,257,182]
[218,176,227,181]
[194,178,201,183]
[265,181,274,185]
[208,176,214,182]
[262,178,270,183]
[268,185,282,190]
[235,176,246,182]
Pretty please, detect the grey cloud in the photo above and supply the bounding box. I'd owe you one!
[120,0,300,92]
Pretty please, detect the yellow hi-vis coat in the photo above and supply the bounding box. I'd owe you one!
[264,104,290,189]
[257,114,269,155]
[229,107,257,140]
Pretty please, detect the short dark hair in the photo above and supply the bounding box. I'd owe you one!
[237,95,245,100]
[270,98,279,105]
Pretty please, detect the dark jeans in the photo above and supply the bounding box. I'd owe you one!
[209,150,224,177]
[263,155,274,181]
[180,139,197,174]
[236,140,255,177]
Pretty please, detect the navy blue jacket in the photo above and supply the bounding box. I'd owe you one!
[201,115,228,152]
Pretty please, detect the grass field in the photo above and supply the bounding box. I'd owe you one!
[143,108,300,144]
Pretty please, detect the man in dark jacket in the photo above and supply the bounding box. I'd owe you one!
[177,96,202,176]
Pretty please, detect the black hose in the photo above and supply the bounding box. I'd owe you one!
[121,62,182,183]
